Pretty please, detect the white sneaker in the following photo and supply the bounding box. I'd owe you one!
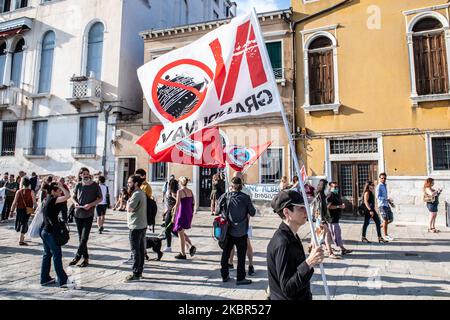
[385,235,394,241]
[163,247,172,253]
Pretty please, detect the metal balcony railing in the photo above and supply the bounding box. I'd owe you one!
[24,147,46,157]
[68,75,102,104]
[273,68,285,80]
[72,146,97,156]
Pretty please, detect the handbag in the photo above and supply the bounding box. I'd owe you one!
[213,193,232,249]
[21,190,35,215]
[45,211,70,246]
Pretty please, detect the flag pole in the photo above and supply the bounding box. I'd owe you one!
[252,8,331,300]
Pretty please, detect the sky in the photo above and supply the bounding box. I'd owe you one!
[234,0,291,15]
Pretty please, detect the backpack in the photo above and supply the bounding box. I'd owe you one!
[146,196,158,232]
[213,193,232,249]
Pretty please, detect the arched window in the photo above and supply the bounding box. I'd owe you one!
[86,22,104,80]
[38,31,55,93]
[308,36,334,106]
[10,38,25,87]
[412,17,448,95]
[0,42,6,85]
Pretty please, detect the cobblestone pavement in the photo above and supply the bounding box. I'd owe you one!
[0,210,449,300]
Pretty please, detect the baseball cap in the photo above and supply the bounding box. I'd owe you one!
[271,190,305,213]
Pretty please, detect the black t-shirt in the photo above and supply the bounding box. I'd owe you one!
[42,196,61,233]
[326,192,342,223]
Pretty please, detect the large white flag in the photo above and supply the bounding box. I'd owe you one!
[138,11,280,153]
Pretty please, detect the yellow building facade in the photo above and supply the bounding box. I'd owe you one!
[293,0,450,224]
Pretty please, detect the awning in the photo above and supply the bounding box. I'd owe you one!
[0,26,29,38]
[0,17,33,38]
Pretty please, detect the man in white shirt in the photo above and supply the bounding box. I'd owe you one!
[96,176,110,234]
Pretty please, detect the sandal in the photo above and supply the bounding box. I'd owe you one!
[329,253,341,260]
[378,237,388,243]
[361,237,371,243]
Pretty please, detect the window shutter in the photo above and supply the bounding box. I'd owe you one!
[414,32,448,95]
[309,49,334,105]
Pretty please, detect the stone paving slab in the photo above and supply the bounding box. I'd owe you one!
[0,210,449,300]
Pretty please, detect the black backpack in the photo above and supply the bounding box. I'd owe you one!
[146,196,158,232]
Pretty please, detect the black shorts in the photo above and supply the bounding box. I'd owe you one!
[96,205,108,217]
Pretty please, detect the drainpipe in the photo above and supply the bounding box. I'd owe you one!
[102,103,113,179]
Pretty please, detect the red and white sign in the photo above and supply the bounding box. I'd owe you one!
[300,165,308,183]
[224,142,272,172]
[136,125,226,168]
[138,11,280,153]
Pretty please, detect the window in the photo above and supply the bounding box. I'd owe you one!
[32,120,47,156]
[0,42,6,85]
[38,31,55,93]
[308,36,334,105]
[260,148,283,184]
[14,0,27,9]
[152,163,167,182]
[1,122,17,156]
[79,116,97,154]
[10,38,25,87]
[0,0,11,13]
[266,41,283,80]
[432,137,450,171]
[86,22,104,80]
[330,139,378,154]
[412,17,448,96]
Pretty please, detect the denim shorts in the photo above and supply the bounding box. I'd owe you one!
[426,202,439,213]
[380,206,394,222]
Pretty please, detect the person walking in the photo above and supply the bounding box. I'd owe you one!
[70,168,103,268]
[219,177,255,285]
[0,173,9,222]
[267,190,325,300]
[3,174,19,222]
[228,172,256,276]
[162,174,175,212]
[326,182,352,255]
[312,179,340,259]
[362,181,388,243]
[376,173,395,241]
[40,182,71,287]
[125,175,147,281]
[423,178,443,233]
[10,178,37,246]
[163,177,179,253]
[172,177,196,260]
[96,176,110,234]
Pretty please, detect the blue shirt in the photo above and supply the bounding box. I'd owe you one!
[376,183,389,208]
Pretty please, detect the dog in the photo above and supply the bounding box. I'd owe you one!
[145,236,164,261]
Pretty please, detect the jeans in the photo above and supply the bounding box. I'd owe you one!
[329,223,344,247]
[362,210,382,238]
[74,216,94,260]
[129,228,147,277]
[2,195,14,220]
[40,228,68,286]
[164,209,179,247]
[221,234,248,281]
